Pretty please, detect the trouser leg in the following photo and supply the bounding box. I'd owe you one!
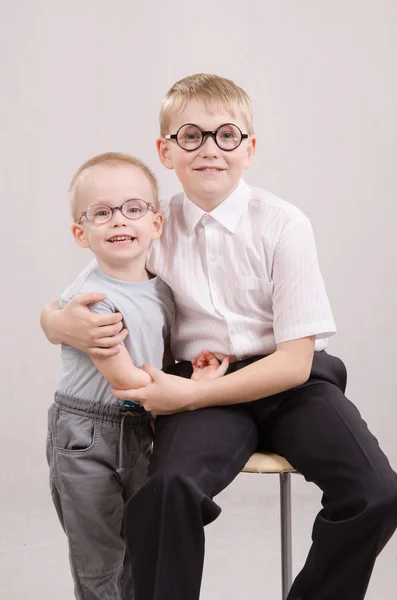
[250,352,397,600]
[47,398,151,600]
[124,360,258,600]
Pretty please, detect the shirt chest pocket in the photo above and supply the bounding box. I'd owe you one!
[237,276,274,320]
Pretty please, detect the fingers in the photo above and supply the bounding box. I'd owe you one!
[72,292,108,306]
[88,345,121,358]
[92,312,123,327]
[199,350,219,367]
[111,388,143,401]
[206,353,220,366]
[217,356,230,376]
[195,350,211,368]
[93,329,128,348]
[94,322,125,339]
[195,357,206,368]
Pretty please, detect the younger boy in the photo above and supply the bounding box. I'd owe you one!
[42,77,397,600]
[47,151,228,600]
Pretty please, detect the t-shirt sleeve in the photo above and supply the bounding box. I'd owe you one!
[59,292,125,346]
[87,299,117,316]
[272,218,337,344]
[59,291,117,317]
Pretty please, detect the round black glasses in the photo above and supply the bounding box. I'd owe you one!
[165,123,248,152]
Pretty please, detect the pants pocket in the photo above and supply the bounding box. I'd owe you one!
[55,410,98,453]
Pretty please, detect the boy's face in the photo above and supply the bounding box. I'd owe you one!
[71,163,163,268]
[157,99,256,208]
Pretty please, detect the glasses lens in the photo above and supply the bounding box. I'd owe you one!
[122,199,148,219]
[216,124,243,150]
[176,125,203,150]
[86,205,112,224]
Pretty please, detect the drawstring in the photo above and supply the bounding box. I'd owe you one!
[117,412,127,475]
[117,400,142,475]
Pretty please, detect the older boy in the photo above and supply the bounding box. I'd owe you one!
[42,75,397,600]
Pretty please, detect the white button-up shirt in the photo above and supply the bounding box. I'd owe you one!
[148,179,336,362]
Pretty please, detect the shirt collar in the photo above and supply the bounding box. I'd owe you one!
[183,179,252,234]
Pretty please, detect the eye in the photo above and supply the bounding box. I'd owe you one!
[124,200,146,215]
[94,208,110,217]
[183,133,201,141]
[220,131,236,139]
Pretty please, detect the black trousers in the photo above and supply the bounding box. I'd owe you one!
[124,351,397,600]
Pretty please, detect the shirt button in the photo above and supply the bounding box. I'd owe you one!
[210,256,216,263]
[202,214,210,225]
[230,326,237,335]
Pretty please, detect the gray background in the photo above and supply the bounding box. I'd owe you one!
[1,1,396,598]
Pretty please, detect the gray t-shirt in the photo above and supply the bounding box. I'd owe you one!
[57,262,175,404]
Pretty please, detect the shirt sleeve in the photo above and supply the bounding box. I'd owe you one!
[59,293,127,346]
[272,218,337,344]
[59,292,116,316]
[87,299,117,316]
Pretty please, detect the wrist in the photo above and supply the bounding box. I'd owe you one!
[189,380,212,411]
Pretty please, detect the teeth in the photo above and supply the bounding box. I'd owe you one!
[109,236,134,242]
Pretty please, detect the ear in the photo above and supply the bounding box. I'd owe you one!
[151,211,164,240]
[71,223,90,248]
[156,136,175,170]
[244,135,257,169]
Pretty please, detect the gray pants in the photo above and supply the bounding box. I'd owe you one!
[46,392,153,600]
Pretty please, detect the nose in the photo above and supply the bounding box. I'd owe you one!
[198,134,221,158]
[111,207,127,226]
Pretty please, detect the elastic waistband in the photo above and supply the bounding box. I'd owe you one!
[54,391,148,424]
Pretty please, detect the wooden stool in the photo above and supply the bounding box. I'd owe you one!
[242,452,296,600]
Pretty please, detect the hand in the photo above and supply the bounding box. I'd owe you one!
[51,293,128,357]
[191,350,230,382]
[112,364,200,415]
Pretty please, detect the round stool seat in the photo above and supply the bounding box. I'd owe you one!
[242,452,295,474]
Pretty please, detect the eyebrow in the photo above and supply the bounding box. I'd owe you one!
[179,122,239,130]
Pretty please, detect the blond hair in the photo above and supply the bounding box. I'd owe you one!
[159,73,254,137]
[69,152,159,222]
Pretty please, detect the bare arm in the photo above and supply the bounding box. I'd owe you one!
[192,336,315,409]
[91,345,152,390]
[40,293,128,356]
[41,296,152,389]
[112,336,316,414]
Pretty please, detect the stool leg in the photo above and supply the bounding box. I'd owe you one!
[280,472,293,600]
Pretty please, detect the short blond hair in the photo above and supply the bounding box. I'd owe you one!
[159,73,254,137]
[69,152,159,222]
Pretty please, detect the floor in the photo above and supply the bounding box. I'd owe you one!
[1,472,396,599]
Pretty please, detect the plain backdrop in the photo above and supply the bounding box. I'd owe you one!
[1,1,396,598]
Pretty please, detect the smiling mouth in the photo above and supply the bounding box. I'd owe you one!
[107,235,136,244]
[194,167,225,172]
